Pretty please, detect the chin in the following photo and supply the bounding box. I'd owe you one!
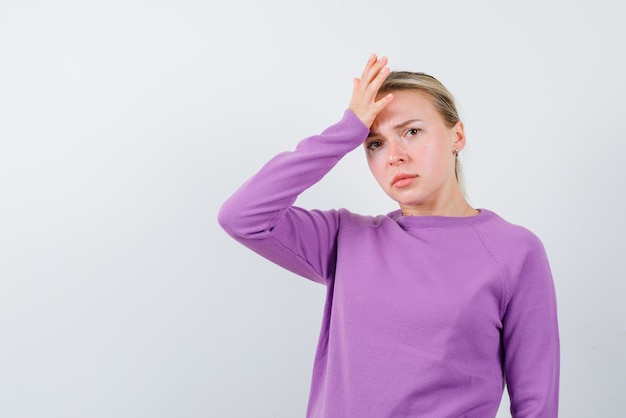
[387,191,426,206]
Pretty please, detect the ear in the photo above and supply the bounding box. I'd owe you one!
[451,121,466,151]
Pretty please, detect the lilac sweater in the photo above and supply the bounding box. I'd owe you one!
[218,110,559,417]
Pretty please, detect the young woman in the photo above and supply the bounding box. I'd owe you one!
[218,54,559,417]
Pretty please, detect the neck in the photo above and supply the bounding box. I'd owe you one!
[399,192,477,218]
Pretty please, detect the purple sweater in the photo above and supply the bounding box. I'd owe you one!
[218,110,559,417]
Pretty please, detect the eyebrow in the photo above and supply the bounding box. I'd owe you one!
[368,119,423,137]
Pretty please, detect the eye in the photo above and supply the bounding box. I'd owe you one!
[367,141,383,151]
[406,128,420,137]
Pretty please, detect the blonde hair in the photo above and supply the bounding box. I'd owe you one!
[378,72,464,187]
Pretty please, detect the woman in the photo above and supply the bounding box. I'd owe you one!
[218,54,559,417]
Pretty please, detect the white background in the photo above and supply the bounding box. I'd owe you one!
[1,1,625,417]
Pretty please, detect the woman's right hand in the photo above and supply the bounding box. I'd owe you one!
[348,54,394,128]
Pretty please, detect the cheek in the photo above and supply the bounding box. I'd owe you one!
[420,142,449,169]
[366,156,387,184]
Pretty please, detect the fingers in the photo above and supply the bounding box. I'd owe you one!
[359,53,378,82]
[360,54,388,87]
[349,54,393,128]
[356,54,389,101]
[352,77,361,96]
[368,92,394,124]
[374,92,394,109]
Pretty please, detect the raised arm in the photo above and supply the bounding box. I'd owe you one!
[218,55,394,284]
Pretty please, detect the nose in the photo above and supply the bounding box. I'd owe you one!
[387,140,407,166]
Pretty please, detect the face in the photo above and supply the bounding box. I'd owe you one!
[365,89,465,213]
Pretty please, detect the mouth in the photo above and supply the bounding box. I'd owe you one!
[391,173,418,188]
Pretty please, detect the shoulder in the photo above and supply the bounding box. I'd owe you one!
[471,210,550,287]
[473,209,545,253]
[473,210,552,294]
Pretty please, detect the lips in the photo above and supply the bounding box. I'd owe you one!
[391,173,418,188]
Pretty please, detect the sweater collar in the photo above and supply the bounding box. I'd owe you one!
[389,208,493,229]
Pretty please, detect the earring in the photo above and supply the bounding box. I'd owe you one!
[454,148,461,155]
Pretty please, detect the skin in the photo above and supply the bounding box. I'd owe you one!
[349,54,478,217]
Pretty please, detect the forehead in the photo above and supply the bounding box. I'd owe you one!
[372,89,440,129]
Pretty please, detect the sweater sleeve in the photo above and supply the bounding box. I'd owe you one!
[502,234,560,417]
[217,110,370,284]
